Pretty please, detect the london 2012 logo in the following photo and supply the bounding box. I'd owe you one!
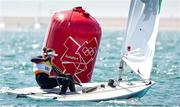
[60,36,98,82]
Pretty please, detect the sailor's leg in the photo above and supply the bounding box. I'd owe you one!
[58,78,70,94]
[67,75,76,92]
[36,73,58,89]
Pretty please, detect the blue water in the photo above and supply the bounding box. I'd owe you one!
[0,29,180,106]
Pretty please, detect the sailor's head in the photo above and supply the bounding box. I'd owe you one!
[42,47,58,57]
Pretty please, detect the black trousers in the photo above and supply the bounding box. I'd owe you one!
[36,73,75,94]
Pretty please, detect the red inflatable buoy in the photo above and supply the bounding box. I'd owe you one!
[43,7,102,83]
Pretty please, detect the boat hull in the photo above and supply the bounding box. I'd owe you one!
[6,81,155,102]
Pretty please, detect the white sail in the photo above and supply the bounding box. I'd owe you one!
[122,0,162,80]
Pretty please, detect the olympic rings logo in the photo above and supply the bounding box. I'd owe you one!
[82,47,96,56]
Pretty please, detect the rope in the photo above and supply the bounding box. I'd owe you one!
[52,66,82,87]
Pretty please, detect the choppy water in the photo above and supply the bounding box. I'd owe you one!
[0,29,180,106]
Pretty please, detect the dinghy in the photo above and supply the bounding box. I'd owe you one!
[3,0,162,101]
[6,81,154,102]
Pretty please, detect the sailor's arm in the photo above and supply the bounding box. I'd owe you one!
[30,56,47,63]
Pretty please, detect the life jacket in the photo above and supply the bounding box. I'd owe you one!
[33,61,52,76]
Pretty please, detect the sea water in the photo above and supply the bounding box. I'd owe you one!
[0,29,179,106]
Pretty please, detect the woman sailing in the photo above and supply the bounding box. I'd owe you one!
[31,48,76,95]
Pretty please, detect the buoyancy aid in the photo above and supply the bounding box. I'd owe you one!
[33,61,52,75]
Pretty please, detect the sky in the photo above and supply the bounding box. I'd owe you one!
[0,0,180,18]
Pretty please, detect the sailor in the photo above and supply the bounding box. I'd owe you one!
[31,48,76,95]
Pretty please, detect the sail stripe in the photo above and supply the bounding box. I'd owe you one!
[158,0,162,14]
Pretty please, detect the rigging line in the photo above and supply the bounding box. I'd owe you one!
[52,66,82,87]
[122,58,150,82]
[132,69,151,84]
[117,84,150,93]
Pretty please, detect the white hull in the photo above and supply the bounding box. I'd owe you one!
[6,81,155,102]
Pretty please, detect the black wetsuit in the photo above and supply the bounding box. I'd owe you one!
[31,56,76,94]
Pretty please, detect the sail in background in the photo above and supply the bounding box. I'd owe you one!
[122,0,162,80]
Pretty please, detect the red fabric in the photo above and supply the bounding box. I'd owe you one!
[43,7,101,83]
